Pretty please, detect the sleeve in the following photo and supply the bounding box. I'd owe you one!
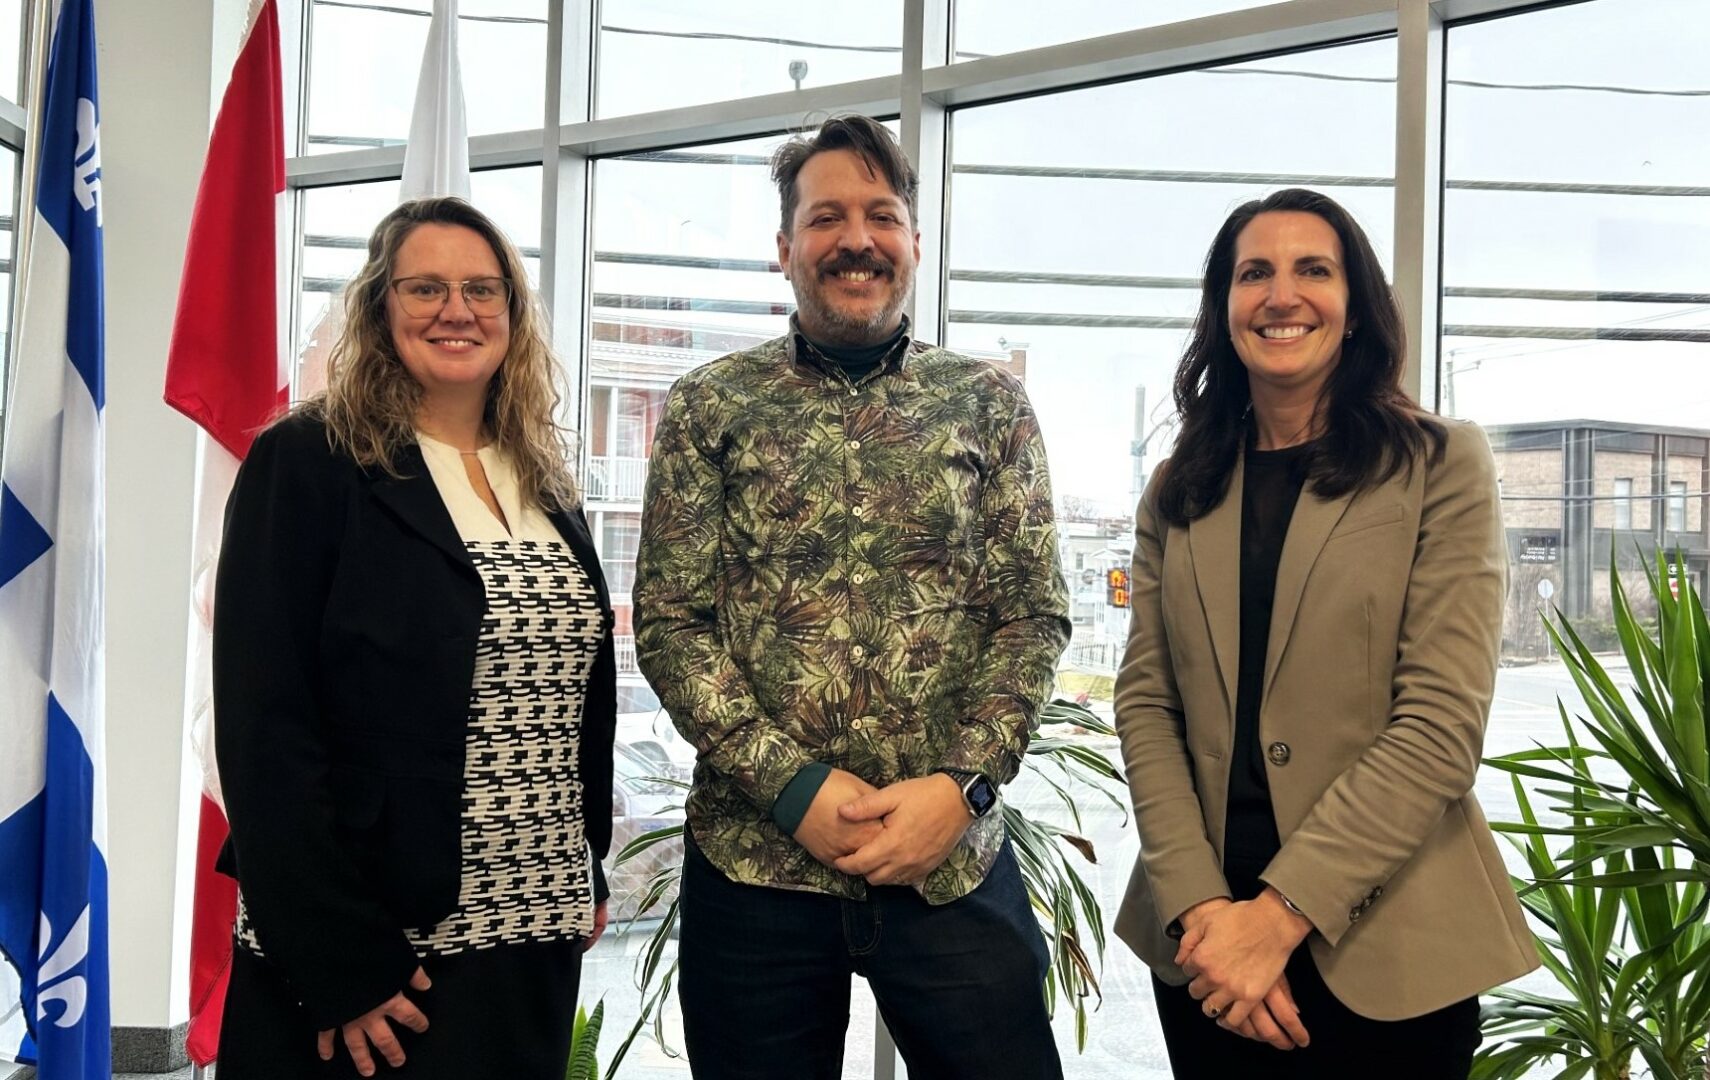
[212,419,420,1028]
[590,850,610,906]
[770,762,833,835]
[938,382,1072,786]
[1260,422,1506,946]
[632,379,818,810]
[1113,474,1232,932]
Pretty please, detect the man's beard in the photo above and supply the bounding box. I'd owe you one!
[792,252,914,347]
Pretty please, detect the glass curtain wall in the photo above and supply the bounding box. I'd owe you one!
[1441,0,1710,670]
[0,0,29,459]
[279,1,1710,1074]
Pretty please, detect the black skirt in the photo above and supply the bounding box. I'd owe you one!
[215,938,584,1080]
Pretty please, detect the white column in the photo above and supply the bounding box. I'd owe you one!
[1391,0,1445,407]
[900,0,950,346]
[93,0,227,1035]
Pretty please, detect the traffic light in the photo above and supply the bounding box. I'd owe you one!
[1106,567,1130,608]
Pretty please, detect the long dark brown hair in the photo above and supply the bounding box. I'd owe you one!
[1156,188,1444,525]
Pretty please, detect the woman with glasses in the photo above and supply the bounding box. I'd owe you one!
[1112,189,1536,1077]
[211,196,616,1079]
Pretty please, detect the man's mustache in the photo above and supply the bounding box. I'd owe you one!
[816,253,894,279]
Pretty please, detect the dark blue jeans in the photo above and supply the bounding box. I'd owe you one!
[677,836,1063,1080]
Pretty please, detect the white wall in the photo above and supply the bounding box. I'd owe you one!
[93,0,223,1030]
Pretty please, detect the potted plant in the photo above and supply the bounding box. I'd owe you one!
[599,697,1126,1076]
[1477,554,1710,1079]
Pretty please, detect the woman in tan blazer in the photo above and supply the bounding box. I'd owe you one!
[1114,188,1537,1078]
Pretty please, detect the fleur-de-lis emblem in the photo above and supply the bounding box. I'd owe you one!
[73,96,102,226]
[36,906,90,1028]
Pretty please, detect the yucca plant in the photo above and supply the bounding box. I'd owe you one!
[601,697,1125,1074]
[1478,552,1710,1079]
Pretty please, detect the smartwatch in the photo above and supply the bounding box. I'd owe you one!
[938,769,998,818]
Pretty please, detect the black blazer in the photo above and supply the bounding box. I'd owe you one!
[211,411,616,1027]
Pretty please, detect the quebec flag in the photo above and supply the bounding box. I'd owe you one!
[0,0,111,1076]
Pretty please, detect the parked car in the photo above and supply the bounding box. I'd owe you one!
[603,738,685,924]
[614,680,696,783]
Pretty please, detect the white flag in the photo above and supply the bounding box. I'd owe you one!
[400,0,470,201]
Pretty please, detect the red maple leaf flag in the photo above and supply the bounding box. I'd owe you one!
[161,0,288,1065]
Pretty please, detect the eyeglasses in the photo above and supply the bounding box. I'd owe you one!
[389,276,512,317]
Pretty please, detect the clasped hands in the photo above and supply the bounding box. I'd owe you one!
[1176,891,1314,1052]
[314,901,610,1075]
[792,768,972,886]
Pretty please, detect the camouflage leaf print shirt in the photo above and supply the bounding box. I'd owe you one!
[634,323,1071,905]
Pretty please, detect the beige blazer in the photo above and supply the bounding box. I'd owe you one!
[1113,417,1538,1021]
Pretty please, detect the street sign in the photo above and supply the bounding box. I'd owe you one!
[1518,533,1560,564]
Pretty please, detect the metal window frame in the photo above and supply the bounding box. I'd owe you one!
[281,0,1555,402]
[263,0,1595,1072]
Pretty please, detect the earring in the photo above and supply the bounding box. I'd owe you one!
[1344,328,1354,340]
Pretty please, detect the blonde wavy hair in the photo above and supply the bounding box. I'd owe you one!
[305,196,578,510]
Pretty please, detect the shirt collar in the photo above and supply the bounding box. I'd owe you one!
[787,313,914,381]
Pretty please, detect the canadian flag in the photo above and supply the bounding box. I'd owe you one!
[161,0,288,1065]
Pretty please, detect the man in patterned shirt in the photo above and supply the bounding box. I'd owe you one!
[635,114,1071,1079]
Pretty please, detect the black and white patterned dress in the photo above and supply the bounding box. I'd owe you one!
[413,433,601,944]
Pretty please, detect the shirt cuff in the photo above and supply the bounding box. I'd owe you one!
[590,849,610,906]
[770,762,833,836]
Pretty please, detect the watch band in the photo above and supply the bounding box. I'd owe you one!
[1275,889,1308,920]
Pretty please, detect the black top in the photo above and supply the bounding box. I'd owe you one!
[797,319,909,384]
[1223,439,1314,871]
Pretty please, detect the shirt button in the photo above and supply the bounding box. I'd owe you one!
[1267,741,1291,767]
[851,717,868,731]
[848,386,858,396]
[848,439,861,451]
[852,572,866,584]
[852,505,864,518]
[851,645,866,659]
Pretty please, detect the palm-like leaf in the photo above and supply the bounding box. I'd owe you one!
[1477,550,1710,1079]
[602,697,1126,1064]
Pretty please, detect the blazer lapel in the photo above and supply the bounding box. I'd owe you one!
[367,444,477,575]
[1188,458,1243,725]
[1263,482,1358,702]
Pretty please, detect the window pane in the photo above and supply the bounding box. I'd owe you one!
[598,511,640,595]
[945,39,1394,1075]
[0,0,22,103]
[305,0,547,154]
[1442,0,1710,668]
[584,130,794,613]
[1611,476,1634,531]
[295,166,542,396]
[954,0,1271,61]
[0,145,16,445]
[596,0,901,118]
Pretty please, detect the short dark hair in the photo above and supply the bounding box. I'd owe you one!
[771,114,919,234]
[1157,187,1444,525]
